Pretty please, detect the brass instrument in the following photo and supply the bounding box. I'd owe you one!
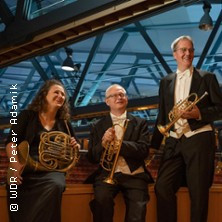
[145,151,157,167]
[7,131,79,184]
[215,129,222,174]
[38,131,79,171]
[157,92,208,137]
[215,160,222,174]
[100,119,129,184]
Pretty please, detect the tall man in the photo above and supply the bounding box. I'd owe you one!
[151,35,222,222]
[88,84,153,222]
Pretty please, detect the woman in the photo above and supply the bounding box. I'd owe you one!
[6,79,80,222]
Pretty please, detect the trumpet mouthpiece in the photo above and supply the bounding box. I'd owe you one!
[199,91,208,101]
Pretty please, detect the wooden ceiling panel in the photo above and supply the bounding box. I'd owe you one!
[0,0,183,68]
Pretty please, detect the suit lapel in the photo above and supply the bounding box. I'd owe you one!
[123,114,134,140]
[102,115,113,131]
[167,73,176,107]
[189,68,202,94]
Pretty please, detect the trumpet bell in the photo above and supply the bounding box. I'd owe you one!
[157,124,170,137]
[103,177,116,185]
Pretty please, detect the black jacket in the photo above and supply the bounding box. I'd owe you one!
[151,68,222,149]
[87,113,153,183]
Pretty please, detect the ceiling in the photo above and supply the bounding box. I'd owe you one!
[0,0,222,138]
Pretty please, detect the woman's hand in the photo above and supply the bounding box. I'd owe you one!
[70,137,80,150]
[8,161,24,185]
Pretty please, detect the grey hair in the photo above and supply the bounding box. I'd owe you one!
[171,35,194,52]
[105,84,126,98]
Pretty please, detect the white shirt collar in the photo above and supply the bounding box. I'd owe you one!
[176,66,193,79]
[110,111,127,122]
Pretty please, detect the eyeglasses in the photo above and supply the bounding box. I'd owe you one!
[174,47,195,53]
[106,93,126,99]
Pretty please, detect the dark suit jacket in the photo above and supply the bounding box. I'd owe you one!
[151,68,222,149]
[87,113,153,183]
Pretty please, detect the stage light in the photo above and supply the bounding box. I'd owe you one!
[61,47,75,71]
[199,1,213,31]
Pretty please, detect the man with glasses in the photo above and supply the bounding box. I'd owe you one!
[151,35,222,222]
[87,84,153,222]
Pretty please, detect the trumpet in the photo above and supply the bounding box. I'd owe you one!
[100,119,129,184]
[157,91,208,137]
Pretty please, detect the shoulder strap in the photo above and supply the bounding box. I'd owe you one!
[64,120,71,136]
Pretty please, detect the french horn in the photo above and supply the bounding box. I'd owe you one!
[7,131,79,184]
[38,131,79,172]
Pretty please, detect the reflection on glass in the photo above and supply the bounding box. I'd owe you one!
[30,0,78,19]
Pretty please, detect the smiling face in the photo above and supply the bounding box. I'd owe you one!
[45,84,66,111]
[105,85,128,116]
[173,38,194,72]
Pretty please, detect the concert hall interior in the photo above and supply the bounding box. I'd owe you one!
[0,0,222,222]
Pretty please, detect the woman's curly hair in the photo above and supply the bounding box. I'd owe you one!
[28,79,71,120]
